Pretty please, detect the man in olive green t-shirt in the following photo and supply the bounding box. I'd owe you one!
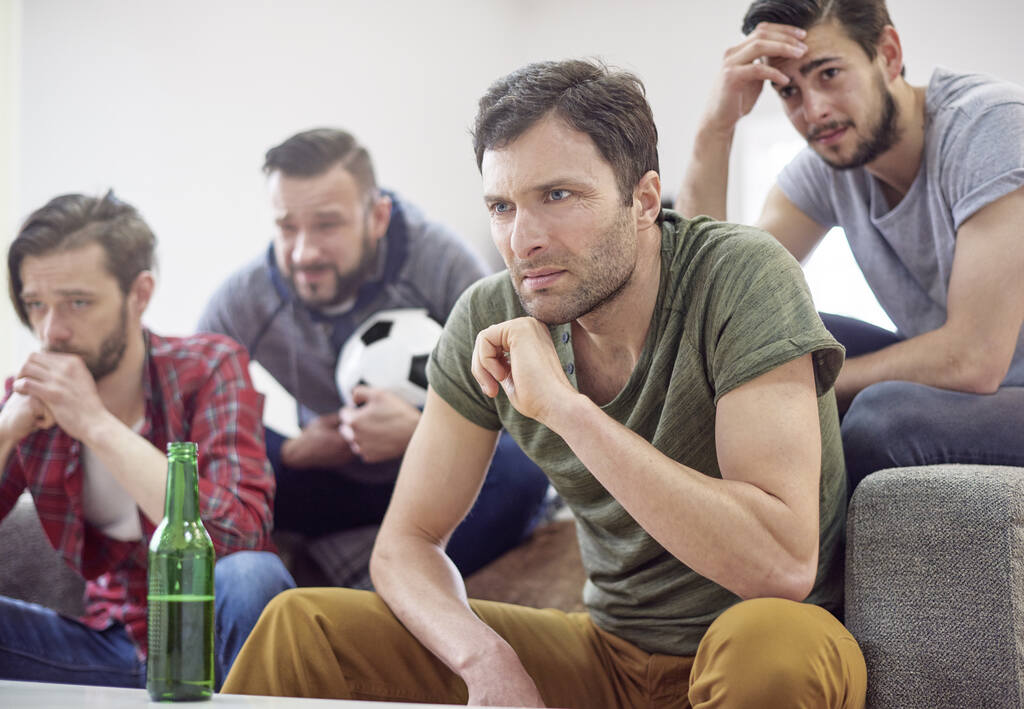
[223,59,867,708]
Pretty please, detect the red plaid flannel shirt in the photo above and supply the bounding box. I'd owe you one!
[0,330,276,657]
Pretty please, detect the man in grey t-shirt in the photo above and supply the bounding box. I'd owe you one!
[678,0,1024,490]
[199,128,549,580]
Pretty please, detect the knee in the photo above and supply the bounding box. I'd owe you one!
[692,599,864,708]
[216,551,295,605]
[843,382,915,449]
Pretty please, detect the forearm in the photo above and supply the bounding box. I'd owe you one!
[675,122,735,220]
[83,413,168,523]
[370,532,519,681]
[0,432,15,475]
[548,393,816,600]
[836,326,1006,409]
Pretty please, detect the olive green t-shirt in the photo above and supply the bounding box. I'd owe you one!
[428,211,846,656]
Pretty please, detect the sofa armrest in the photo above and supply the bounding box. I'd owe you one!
[846,465,1024,709]
[0,492,85,617]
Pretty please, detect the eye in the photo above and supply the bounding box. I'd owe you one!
[821,67,840,80]
[23,300,44,313]
[70,299,91,309]
[777,85,798,100]
[548,189,571,202]
[490,201,513,215]
[278,223,298,236]
[315,221,341,232]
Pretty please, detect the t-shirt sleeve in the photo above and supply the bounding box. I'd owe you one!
[427,279,504,431]
[694,226,844,402]
[940,100,1024,229]
[777,148,840,230]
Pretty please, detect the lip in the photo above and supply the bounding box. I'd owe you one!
[812,126,848,146]
[520,269,565,290]
[295,268,330,283]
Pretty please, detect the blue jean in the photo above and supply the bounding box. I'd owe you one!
[267,428,551,577]
[821,313,1024,492]
[0,550,295,690]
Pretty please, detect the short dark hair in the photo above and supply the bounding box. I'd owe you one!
[742,0,903,75]
[7,191,156,327]
[473,59,660,208]
[263,128,378,195]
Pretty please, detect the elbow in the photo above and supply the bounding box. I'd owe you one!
[940,332,1010,394]
[737,553,818,603]
[953,355,1007,395]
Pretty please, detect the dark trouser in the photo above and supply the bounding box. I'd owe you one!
[266,428,551,577]
[0,550,294,690]
[820,313,1024,493]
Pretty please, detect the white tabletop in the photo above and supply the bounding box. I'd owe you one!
[0,680,474,708]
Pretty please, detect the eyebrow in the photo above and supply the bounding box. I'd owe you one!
[275,206,345,221]
[483,177,592,204]
[799,56,841,76]
[21,288,95,299]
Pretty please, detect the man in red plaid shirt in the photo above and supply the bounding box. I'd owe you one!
[0,191,295,689]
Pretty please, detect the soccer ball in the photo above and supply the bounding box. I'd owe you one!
[335,308,443,408]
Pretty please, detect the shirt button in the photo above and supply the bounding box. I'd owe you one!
[566,363,575,375]
[561,332,570,343]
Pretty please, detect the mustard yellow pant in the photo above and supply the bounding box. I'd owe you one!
[223,588,866,708]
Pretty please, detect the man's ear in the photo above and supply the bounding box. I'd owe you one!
[368,192,393,244]
[634,170,663,230]
[128,270,156,318]
[877,25,904,82]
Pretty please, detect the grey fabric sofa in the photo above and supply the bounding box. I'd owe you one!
[2,465,1023,707]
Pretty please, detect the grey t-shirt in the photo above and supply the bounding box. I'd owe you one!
[429,211,846,656]
[778,67,1024,384]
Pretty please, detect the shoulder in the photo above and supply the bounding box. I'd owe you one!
[928,68,1024,139]
[454,271,521,322]
[206,251,274,305]
[147,330,251,385]
[667,212,795,272]
[199,250,281,332]
[437,271,522,345]
[928,67,1024,114]
[396,196,486,270]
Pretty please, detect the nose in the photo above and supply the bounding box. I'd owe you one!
[291,230,322,266]
[802,88,832,123]
[40,308,72,348]
[508,208,547,260]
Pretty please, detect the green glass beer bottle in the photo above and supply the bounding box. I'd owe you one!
[147,442,215,701]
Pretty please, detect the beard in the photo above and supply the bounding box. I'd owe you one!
[289,227,379,309]
[510,206,637,325]
[810,74,901,170]
[47,300,128,381]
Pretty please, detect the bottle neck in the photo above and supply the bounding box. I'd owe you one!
[164,447,200,523]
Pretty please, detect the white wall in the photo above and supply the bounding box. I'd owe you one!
[7,0,1024,365]
[1,0,21,377]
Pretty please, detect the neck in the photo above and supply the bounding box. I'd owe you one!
[865,79,928,199]
[96,326,147,425]
[573,222,662,365]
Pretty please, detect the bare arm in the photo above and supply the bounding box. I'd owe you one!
[676,23,808,220]
[370,388,546,707]
[834,186,1024,407]
[756,183,830,263]
[474,318,822,601]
